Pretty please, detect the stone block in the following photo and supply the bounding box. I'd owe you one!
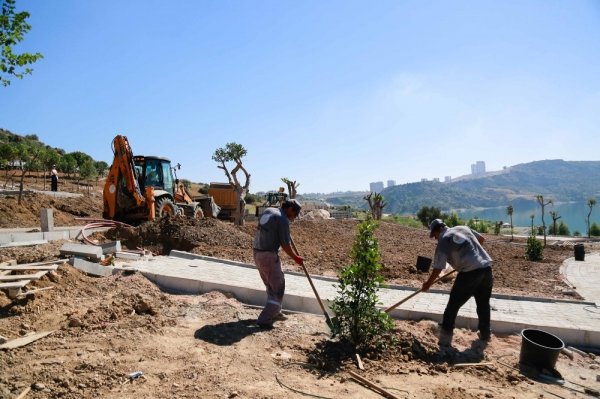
[69,257,114,277]
[40,208,54,232]
[99,241,122,255]
[60,243,104,260]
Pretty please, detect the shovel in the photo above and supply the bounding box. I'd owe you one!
[290,237,336,331]
[384,268,456,313]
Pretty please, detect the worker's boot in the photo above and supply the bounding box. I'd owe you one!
[438,329,453,346]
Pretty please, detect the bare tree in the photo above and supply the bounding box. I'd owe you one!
[281,177,299,199]
[364,192,386,220]
[586,198,597,238]
[212,142,251,226]
[535,195,552,246]
[549,210,561,236]
[506,205,514,241]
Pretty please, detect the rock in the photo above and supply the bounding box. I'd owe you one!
[32,382,46,391]
[0,335,7,344]
[68,317,83,328]
[228,391,239,398]
[48,271,60,282]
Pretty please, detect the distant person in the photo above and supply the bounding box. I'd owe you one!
[51,165,59,192]
[252,199,303,329]
[422,219,494,346]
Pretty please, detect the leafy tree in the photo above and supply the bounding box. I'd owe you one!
[78,158,97,195]
[445,211,463,227]
[525,235,543,261]
[94,160,108,177]
[330,218,393,353]
[416,206,442,227]
[586,198,596,238]
[573,230,581,237]
[557,221,570,236]
[212,142,250,226]
[535,195,552,247]
[41,147,60,191]
[12,139,43,203]
[281,177,299,199]
[59,154,77,177]
[0,0,43,86]
[506,205,514,241]
[244,192,262,204]
[364,192,386,220]
[590,222,600,237]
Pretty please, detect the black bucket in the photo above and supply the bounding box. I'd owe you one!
[416,256,432,273]
[519,329,564,372]
[574,243,585,261]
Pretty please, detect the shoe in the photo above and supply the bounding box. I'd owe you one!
[273,312,288,322]
[438,329,453,346]
[256,321,273,330]
[478,331,491,341]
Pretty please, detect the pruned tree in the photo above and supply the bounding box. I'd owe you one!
[549,210,561,236]
[529,214,535,235]
[506,205,514,241]
[1,0,43,86]
[364,192,386,220]
[281,177,299,199]
[212,142,251,226]
[586,198,597,238]
[13,140,43,204]
[535,195,552,247]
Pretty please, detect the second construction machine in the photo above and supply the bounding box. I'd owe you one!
[103,135,209,224]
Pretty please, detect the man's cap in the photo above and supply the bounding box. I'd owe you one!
[429,218,446,237]
[283,199,302,214]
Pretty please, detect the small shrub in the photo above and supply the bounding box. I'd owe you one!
[574,230,581,237]
[526,235,543,261]
[558,221,570,236]
[331,218,394,353]
[590,222,600,237]
[445,212,463,227]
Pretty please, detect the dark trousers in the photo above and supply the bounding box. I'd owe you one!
[51,177,58,192]
[442,267,493,335]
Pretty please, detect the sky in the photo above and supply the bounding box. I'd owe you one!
[1,0,600,194]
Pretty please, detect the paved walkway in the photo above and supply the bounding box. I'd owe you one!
[117,249,600,348]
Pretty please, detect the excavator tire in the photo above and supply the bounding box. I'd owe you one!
[193,207,204,219]
[156,197,177,218]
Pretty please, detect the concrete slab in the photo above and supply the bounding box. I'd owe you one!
[69,257,115,277]
[115,251,143,260]
[40,208,54,232]
[99,241,122,255]
[60,243,104,260]
[0,240,48,248]
[11,232,43,242]
[43,231,70,241]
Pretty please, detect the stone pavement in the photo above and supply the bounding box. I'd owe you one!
[118,249,600,348]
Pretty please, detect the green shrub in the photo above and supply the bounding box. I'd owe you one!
[416,206,443,227]
[574,230,581,237]
[330,218,394,353]
[590,222,600,237]
[445,212,463,227]
[558,221,570,236]
[526,236,543,261]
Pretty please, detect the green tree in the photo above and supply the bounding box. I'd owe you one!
[525,235,543,261]
[0,0,43,86]
[94,160,108,177]
[557,221,570,236]
[41,147,60,191]
[535,195,552,247]
[78,158,97,195]
[506,205,514,241]
[330,218,393,353]
[590,222,600,237]
[586,198,596,238]
[416,206,443,227]
[212,142,251,226]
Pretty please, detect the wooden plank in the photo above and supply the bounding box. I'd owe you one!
[0,280,29,289]
[0,265,59,271]
[0,271,47,282]
[0,330,55,350]
[17,287,55,297]
[14,386,31,399]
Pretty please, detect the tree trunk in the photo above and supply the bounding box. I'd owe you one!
[17,169,26,205]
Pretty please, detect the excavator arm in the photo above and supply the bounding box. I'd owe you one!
[103,135,155,220]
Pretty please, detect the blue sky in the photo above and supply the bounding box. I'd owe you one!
[2,0,599,194]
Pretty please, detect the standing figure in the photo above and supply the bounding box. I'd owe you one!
[51,165,59,192]
[252,199,303,328]
[422,219,494,346]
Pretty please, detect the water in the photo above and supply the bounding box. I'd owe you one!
[455,201,598,235]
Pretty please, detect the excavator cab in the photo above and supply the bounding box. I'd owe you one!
[134,156,175,194]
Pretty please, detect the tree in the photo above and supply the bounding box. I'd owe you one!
[41,148,60,191]
[78,159,97,195]
[0,0,43,86]
[506,205,514,241]
[330,218,393,353]
[586,198,596,238]
[364,192,386,220]
[535,195,552,247]
[281,177,299,199]
[416,206,442,227]
[12,139,43,204]
[529,214,534,234]
[212,142,250,226]
[548,210,561,236]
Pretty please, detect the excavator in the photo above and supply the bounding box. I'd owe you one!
[102,135,207,223]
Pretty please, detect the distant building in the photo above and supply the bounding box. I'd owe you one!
[471,161,486,175]
[369,181,384,192]
[444,176,452,182]
[432,177,440,182]
[421,178,428,182]
[387,180,396,187]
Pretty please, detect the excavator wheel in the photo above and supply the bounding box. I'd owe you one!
[156,197,177,218]
[193,207,204,219]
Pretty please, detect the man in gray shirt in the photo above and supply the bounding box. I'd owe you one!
[253,199,304,328]
[422,219,494,346]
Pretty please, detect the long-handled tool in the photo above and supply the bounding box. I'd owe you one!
[290,237,335,331]
[384,269,456,313]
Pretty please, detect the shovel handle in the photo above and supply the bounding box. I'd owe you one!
[384,269,456,313]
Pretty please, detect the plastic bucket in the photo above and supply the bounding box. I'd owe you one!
[416,256,432,273]
[519,329,564,371]
[574,243,585,261]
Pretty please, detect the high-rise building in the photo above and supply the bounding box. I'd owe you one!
[369,181,384,192]
[444,176,452,182]
[387,180,396,187]
[471,161,486,175]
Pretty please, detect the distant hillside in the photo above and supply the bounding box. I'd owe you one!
[304,160,600,214]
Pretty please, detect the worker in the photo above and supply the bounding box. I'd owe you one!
[50,165,59,192]
[422,219,494,346]
[252,199,303,329]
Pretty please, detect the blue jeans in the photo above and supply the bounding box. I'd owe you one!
[442,267,493,336]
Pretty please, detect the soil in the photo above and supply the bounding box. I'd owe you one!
[1,190,599,398]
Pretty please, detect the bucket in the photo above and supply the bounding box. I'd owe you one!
[416,256,432,273]
[519,329,564,371]
[574,243,585,261]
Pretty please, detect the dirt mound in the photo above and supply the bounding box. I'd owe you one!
[0,192,102,228]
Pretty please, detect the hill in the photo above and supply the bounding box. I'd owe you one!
[305,160,600,214]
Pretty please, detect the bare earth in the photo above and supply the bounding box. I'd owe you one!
[1,191,599,399]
